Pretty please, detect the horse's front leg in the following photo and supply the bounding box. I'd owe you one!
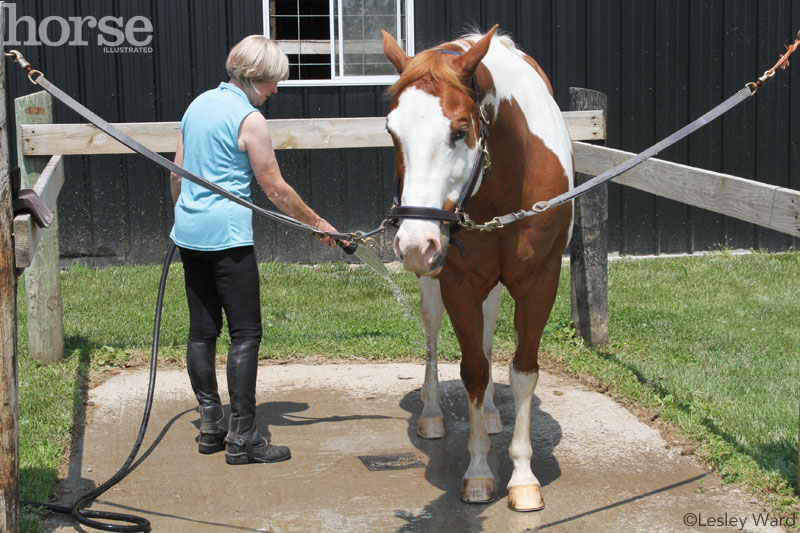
[482,283,503,435]
[504,256,562,512]
[417,275,446,438]
[441,275,495,503]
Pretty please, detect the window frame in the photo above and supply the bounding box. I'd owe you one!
[262,0,415,87]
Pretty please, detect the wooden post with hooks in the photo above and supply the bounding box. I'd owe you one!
[569,88,609,346]
[0,6,21,531]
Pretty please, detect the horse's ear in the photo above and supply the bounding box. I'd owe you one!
[457,24,499,76]
[382,30,410,74]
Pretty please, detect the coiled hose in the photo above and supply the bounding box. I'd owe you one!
[22,241,178,532]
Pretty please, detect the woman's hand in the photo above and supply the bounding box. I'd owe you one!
[313,217,341,248]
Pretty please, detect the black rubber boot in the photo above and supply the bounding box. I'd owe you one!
[197,404,226,454]
[186,339,226,454]
[225,431,291,465]
[225,339,291,464]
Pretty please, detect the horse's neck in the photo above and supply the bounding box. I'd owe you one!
[477,108,529,210]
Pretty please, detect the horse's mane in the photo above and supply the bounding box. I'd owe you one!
[386,30,517,100]
[386,48,466,99]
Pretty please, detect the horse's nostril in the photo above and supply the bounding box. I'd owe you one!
[426,238,438,254]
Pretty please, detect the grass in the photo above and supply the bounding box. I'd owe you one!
[14,250,800,531]
[542,250,800,523]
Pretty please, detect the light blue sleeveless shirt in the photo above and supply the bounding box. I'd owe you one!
[170,82,258,251]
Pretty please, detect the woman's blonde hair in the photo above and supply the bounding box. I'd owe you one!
[226,35,289,88]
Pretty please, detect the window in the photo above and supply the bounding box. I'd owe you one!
[263,0,415,86]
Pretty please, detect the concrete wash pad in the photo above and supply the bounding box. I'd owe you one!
[46,363,782,533]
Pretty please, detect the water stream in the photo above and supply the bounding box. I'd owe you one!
[352,244,427,353]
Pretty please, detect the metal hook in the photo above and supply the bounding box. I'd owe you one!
[5,50,31,70]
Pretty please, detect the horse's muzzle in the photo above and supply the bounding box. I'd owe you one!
[394,223,447,275]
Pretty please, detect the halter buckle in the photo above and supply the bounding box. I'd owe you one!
[478,105,490,126]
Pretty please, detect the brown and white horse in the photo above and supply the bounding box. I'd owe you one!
[383,26,573,511]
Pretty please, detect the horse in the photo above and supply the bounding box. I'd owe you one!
[382,25,574,511]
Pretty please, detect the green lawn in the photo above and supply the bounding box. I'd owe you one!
[14,250,800,531]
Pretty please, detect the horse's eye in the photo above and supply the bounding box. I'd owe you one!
[452,129,467,143]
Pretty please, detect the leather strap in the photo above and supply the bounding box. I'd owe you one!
[525,85,756,216]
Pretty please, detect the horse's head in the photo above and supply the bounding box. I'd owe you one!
[383,26,497,276]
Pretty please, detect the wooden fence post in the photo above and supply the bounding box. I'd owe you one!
[0,6,21,528]
[15,92,63,362]
[569,88,609,346]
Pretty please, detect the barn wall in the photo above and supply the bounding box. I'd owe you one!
[5,1,799,264]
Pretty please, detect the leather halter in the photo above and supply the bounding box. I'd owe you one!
[386,49,491,230]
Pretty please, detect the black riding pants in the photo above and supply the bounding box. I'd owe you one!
[179,245,263,343]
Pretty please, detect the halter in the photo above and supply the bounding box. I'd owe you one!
[386,49,492,232]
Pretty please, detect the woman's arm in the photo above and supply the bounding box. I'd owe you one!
[239,112,338,246]
[170,133,184,205]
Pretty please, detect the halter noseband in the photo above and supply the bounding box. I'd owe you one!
[386,49,492,231]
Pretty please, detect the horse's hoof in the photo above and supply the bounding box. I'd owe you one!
[485,412,503,434]
[417,416,445,439]
[461,477,496,503]
[508,484,545,512]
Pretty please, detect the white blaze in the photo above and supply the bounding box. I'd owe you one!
[387,87,480,272]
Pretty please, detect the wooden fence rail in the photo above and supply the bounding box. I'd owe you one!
[19,110,606,155]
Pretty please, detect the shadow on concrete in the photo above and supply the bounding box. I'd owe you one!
[535,472,709,530]
[256,400,396,428]
[394,379,563,532]
[90,500,266,533]
[187,400,397,444]
[594,347,799,490]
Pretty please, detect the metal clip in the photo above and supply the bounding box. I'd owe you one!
[356,235,377,247]
[5,50,30,69]
[480,217,504,231]
[457,211,477,230]
[758,69,776,86]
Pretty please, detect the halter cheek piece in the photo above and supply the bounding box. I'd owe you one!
[386,49,492,236]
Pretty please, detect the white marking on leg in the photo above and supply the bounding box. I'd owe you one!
[507,364,540,489]
[418,276,443,421]
[482,284,503,427]
[463,396,494,483]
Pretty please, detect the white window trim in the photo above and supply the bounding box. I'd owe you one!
[263,0,415,87]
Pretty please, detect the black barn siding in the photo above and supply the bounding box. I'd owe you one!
[4,1,799,264]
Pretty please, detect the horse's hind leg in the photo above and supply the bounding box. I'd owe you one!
[416,276,446,438]
[505,256,561,512]
[482,283,503,434]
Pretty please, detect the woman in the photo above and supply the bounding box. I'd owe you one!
[170,35,338,464]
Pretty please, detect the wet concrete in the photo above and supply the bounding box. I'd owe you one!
[45,363,781,532]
